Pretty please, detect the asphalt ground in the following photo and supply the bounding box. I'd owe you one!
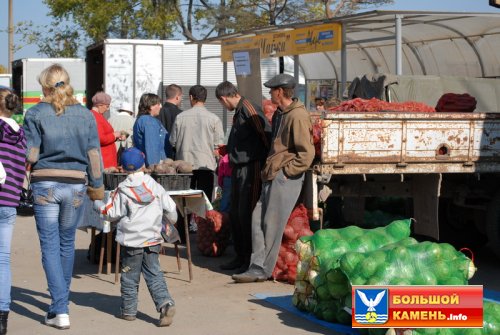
[6,214,499,335]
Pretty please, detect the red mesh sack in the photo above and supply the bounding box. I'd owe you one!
[195,210,231,257]
[329,97,435,113]
[272,204,313,284]
[435,93,477,113]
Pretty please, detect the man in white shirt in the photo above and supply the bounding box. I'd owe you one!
[169,85,224,201]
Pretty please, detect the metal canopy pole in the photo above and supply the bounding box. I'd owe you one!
[197,43,202,85]
[294,55,299,97]
[340,22,347,99]
[395,14,403,75]
[223,61,228,133]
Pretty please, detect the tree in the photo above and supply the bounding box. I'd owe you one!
[174,0,392,40]
[16,21,83,58]
[0,65,7,74]
[322,0,393,18]
[21,0,393,56]
[43,0,178,42]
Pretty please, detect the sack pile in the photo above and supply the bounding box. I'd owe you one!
[435,93,477,113]
[292,219,482,333]
[272,204,313,284]
[293,219,415,323]
[195,210,231,257]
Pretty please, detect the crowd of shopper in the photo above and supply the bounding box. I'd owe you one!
[0,62,314,333]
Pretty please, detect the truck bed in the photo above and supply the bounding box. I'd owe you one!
[318,112,500,175]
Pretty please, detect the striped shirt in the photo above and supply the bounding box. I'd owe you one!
[0,117,27,207]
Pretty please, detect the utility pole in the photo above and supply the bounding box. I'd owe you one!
[8,0,14,73]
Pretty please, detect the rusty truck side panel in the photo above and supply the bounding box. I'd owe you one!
[318,112,500,175]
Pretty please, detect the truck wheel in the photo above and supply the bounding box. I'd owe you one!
[486,193,500,260]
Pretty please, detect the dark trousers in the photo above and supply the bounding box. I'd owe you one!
[190,169,215,201]
[230,161,262,263]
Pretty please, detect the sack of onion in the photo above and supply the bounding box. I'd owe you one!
[272,204,313,284]
[195,210,231,257]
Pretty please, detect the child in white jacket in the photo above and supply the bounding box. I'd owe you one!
[94,147,177,327]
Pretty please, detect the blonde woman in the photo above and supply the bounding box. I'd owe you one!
[23,64,104,330]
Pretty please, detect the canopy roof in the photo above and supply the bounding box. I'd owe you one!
[199,10,500,82]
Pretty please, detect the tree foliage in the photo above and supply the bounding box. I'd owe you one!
[43,0,178,42]
[0,65,7,74]
[174,0,393,39]
[16,21,83,58]
[19,0,392,57]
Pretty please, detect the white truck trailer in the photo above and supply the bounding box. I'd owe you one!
[0,74,11,88]
[85,39,288,130]
[12,58,86,113]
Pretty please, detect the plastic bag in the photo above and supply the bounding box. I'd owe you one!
[161,213,181,244]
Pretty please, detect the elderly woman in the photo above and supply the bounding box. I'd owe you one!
[90,92,123,168]
[133,93,171,167]
[23,64,103,330]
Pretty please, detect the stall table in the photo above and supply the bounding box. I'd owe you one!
[166,189,212,282]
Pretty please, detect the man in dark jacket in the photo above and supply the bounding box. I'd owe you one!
[216,81,271,273]
[232,74,315,283]
[158,84,183,134]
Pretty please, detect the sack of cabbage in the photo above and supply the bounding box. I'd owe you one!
[292,219,476,324]
[293,219,415,313]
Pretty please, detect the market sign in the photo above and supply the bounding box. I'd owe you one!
[352,285,483,328]
[221,23,342,62]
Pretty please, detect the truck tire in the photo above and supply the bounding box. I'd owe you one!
[486,193,500,260]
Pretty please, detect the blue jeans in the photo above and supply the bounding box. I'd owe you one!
[0,207,16,311]
[120,244,174,316]
[31,181,86,315]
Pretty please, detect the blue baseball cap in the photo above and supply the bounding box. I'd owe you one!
[121,147,145,171]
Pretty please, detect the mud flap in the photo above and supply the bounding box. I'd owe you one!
[412,173,441,240]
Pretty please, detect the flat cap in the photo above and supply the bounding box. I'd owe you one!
[264,74,296,89]
[92,92,111,105]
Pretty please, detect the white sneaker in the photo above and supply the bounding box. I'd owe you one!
[45,313,70,330]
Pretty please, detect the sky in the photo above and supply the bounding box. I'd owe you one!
[0,0,499,69]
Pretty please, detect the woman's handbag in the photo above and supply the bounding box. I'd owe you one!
[17,168,34,216]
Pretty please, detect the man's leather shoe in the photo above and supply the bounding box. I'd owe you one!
[233,263,250,274]
[232,270,267,283]
[220,258,244,270]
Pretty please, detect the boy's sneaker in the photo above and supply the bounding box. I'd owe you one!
[158,304,175,327]
[45,313,70,330]
[119,314,136,321]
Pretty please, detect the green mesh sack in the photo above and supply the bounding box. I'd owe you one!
[338,241,475,288]
[324,238,418,301]
[409,300,499,335]
[293,219,412,313]
[311,219,412,278]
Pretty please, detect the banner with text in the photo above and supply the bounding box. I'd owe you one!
[221,23,342,62]
[352,285,483,328]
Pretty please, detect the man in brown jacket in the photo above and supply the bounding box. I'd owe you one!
[232,74,315,283]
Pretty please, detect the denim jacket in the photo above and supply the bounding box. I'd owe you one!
[23,102,103,189]
[133,115,171,166]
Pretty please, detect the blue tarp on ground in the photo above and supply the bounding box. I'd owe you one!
[254,289,500,335]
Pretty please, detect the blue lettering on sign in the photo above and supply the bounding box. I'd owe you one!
[295,38,312,44]
[318,30,333,40]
